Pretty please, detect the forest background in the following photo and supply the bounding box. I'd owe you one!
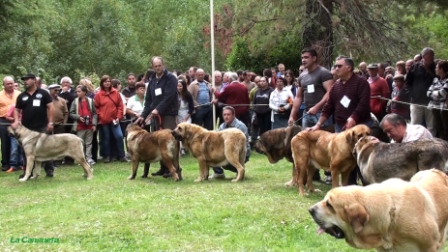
[0,0,447,84]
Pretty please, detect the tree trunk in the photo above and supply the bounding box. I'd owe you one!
[302,0,334,68]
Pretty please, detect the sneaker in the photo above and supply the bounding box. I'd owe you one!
[6,167,17,173]
[211,173,225,180]
[325,176,332,185]
[2,166,9,171]
[180,149,186,156]
[103,157,111,163]
[87,160,96,166]
[119,157,129,162]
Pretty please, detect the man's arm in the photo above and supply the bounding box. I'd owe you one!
[154,74,177,115]
[288,86,303,124]
[308,79,334,114]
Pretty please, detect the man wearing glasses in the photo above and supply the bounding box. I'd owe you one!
[310,56,371,185]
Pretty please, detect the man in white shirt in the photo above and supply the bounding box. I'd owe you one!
[380,113,432,143]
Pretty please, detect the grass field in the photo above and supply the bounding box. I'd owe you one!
[0,152,436,251]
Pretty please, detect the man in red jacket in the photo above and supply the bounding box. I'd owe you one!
[214,74,250,127]
[367,63,390,122]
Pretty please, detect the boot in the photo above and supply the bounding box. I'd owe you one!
[151,167,167,176]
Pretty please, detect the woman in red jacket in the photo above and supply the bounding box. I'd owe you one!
[94,75,126,163]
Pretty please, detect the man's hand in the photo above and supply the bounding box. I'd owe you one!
[47,123,54,132]
[11,121,20,129]
[288,117,295,126]
[307,106,319,115]
[134,117,144,125]
[151,109,159,115]
[92,126,96,132]
[307,123,321,132]
[61,86,69,93]
[345,117,356,129]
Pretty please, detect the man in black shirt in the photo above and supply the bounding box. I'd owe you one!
[12,73,55,178]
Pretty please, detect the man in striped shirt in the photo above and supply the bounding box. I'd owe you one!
[310,56,372,185]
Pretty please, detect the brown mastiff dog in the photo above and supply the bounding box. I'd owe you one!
[354,136,448,184]
[255,125,335,187]
[8,124,93,182]
[254,125,302,186]
[309,169,448,251]
[126,124,181,181]
[291,124,370,196]
[171,122,246,182]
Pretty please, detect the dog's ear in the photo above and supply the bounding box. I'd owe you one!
[345,130,355,145]
[344,203,369,233]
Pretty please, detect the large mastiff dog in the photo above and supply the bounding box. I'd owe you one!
[171,122,246,182]
[254,125,302,186]
[126,124,181,181]
[309,169,448,251]
[353,136,448,184]
[291,124,370,196]
[8,124,93,182]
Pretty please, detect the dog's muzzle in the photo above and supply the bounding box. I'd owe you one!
[171,130,182,141]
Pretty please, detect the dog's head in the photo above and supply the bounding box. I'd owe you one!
[171,122,194,141]
[309,187,369,240]
[352,135,380,157]
[345,125,371,147]
[8,124,24,139]
[254,126,302,163]
[126,123,143,134]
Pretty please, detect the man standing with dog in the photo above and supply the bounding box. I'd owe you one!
[12,73,55,178]
[310,56,371,185]
[135,56,179,177]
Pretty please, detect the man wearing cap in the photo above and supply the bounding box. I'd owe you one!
[367,63,390,121]
[48,84,68,134]
[0,76,21,170]
[12,73,55,178]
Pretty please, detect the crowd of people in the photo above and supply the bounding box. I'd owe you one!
[0,48,446,182]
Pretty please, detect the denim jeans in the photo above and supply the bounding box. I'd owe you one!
[9,136,24,168]
[100,123,125,159]
[302,111,333,129]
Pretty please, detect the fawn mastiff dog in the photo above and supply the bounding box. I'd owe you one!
[353,136,448,184]
[309,169,448,251]
[126,124,181,181]
[291,124,370,196]
[8,124,93,182]
[171,122,246,182]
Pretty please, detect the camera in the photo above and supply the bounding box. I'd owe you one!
[84,115,90,125]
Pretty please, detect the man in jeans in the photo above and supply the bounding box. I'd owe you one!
[12,73,55,178]
[288,48,334,183]
[406,47,436,136]
[188,69,213,130]
[135,56,179,177]
[211,106,250,179]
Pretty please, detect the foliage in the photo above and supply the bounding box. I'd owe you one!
[0,0,447,82]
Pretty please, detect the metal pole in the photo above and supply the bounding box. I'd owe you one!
[210,0,216,130]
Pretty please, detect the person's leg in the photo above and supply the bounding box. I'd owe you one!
[100,124,112,162]
[152,115,177,176]
[432,108,443,138]
[410,105,424,126]
[92,130,98,162]
[203,107,214,130]
[0,118,11,170]
[441,110,448,141]
[111,124,125,160]
[424,107,436,137]
[85,130,94,163]
[8,136,20,171]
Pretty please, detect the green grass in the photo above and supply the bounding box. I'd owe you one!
[0,152,439,251]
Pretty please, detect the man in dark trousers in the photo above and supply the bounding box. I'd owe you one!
[12,73,55,178]
[135,56,179,177]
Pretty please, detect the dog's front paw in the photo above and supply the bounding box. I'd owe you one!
[194,177,204,182]
[310,189,322,194]
[127,175,136,180]
[284,179,297,187]
[19,178,28,182]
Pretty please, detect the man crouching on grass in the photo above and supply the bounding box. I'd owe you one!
[211,106,251,179]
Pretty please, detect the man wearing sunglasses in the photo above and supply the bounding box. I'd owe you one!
[310,56,372,185]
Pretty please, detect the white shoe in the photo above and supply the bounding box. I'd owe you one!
[88,159,96,166]
[180,149,186,156]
